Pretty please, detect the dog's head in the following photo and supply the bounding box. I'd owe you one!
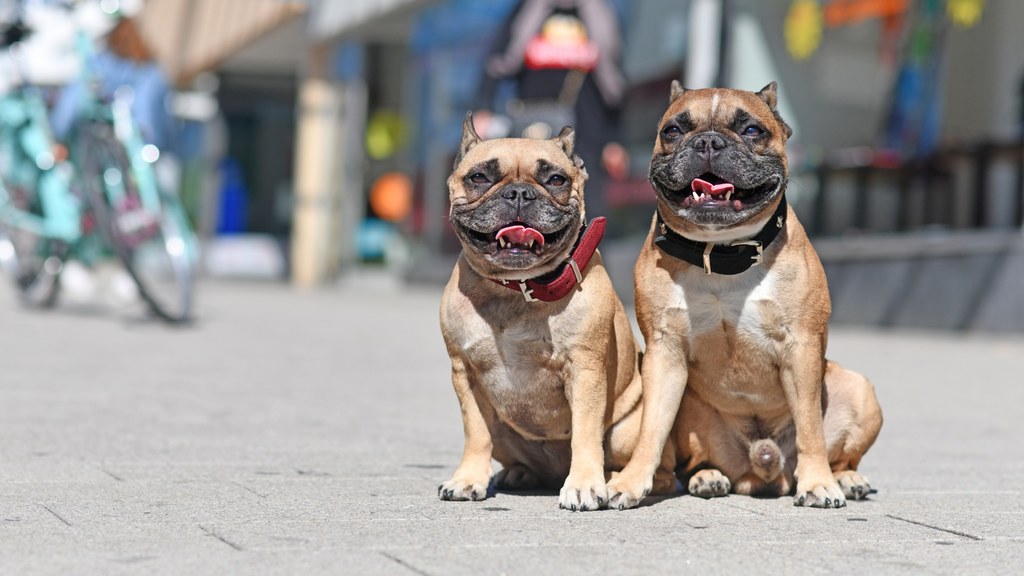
[649,82,791,239]
[447,113,587,281]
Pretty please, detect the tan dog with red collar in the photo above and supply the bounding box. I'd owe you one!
[438,114,672,511]
[606,83,883,509]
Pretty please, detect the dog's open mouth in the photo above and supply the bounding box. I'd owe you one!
[679,173,779,211]
[495,224,544,251]
[460,221,571,256]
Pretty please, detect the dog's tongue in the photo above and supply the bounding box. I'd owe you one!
[692,177,735,196]
[495,225,545,247]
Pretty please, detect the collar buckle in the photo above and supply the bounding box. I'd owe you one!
[517,280,538,302]
[731,239,764,266]
[568,258,583,284]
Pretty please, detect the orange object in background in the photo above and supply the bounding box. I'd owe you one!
[369,172,413,222]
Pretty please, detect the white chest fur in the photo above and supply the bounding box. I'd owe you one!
[666,263,793,414]
[671,264,779,339]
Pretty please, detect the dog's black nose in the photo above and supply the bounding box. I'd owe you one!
[500,184,537,202]
[690,132,727,151]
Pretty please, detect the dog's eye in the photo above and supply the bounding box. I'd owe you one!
[742,125,765,137]
[546,174,567,186]
[468,172,490,185]
[661,125,682,141]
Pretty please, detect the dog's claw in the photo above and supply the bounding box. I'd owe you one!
[606,475,651,510]
[560,476,608,512]
[835,470,872,501]
[794,478,846,508]
[688,469,731,499]
[438,476,489,502]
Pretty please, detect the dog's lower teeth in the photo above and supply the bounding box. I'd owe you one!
[692,191,700,201]
[526,239,534,249]
[498,237,507,248]
[725,191,732,202]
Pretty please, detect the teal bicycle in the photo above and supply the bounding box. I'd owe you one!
[0,14,196,322]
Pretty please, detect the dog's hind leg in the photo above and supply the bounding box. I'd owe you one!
[673,388,751,498]
[606,395,677,494]
[489,419,570,490]
[492,464,542,490]
[822,361,883,500]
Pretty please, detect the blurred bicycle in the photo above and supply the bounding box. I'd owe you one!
[0,0,196,322]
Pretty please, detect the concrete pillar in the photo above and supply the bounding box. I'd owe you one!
[686,0,722,89]
[291,49,345,286]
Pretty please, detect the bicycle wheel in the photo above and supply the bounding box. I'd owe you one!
[0,225,62,306]
[76,123,194,323]
[0,126,61,307]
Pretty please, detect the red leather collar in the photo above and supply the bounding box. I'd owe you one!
[490,217,606,302]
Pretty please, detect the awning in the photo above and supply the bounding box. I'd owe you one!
[309,0,431,41]
[137,0,307,86]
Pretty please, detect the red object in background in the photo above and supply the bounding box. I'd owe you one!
[524,36,599,71]
[823,0,908,26]
[606,178,656,209]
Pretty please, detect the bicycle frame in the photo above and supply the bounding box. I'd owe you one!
[71,30,198,266]
[0,87,80,241]
[0,11,198,318]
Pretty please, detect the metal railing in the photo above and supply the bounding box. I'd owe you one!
[801,139,1024,237]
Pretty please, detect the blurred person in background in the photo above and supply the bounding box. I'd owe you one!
[63,6,184,234]
[474,0,629,223]
[50,3,169,152]
[0,0,163,151]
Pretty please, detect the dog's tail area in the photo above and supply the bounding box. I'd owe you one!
[748,438,784,483]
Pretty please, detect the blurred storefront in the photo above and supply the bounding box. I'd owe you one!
[397,1,1024,329]
[311,0,1021,254]
[200,0,1023,328]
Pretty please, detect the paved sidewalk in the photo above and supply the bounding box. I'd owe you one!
[1,275,1022,575]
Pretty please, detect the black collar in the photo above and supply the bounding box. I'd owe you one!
[654,195,788,275]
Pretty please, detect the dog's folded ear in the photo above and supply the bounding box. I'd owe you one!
[669,79,688,104]
[756,82,793,139]
[553,125,575,157]
[455,111,482,168]
[756,82,779,110]
[551,126,587,181]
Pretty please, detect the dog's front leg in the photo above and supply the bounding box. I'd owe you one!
[560,363,609,511]
[781,338,845,508]
[606,331,686,510]
[439,357,493,501]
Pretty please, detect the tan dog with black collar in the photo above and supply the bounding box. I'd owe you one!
[438,114,671,511]
[606,83,883,509]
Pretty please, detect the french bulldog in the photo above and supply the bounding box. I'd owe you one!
[605,83,883,509]
[438,113,672,510]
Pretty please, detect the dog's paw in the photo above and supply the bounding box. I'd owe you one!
[559,473,608,511]
[438,476,489,501]
[493,464,541,491]
[793,478,846,508]
[835,470,872,501]
[605,474,651,510]
[688,469,731,499]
